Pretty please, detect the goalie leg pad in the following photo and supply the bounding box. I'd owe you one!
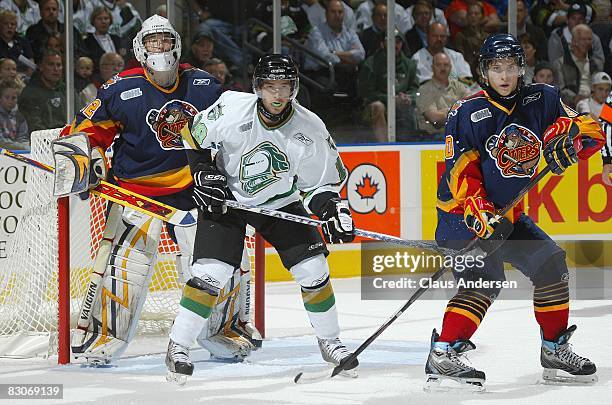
[71,207,163,363]
[170,220,197,283]
[291,255,340,339]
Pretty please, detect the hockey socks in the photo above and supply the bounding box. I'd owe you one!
[170,277,219,347]
[301,278,340,339]
[533,281,569,341]
[438,290,493,343]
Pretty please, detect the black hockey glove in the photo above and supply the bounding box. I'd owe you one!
[543,134,578,175]
[319,198,355,244]
[192,164,228,214]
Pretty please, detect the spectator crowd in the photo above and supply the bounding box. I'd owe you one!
[0,0,610,148]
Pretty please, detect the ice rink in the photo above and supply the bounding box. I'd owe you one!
[0,276,610,405]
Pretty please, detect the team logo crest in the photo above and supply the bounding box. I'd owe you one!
[147,100,198,150]
[240,141,289,195]
[486,124,541,177]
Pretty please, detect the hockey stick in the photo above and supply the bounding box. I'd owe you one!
[0,148,197,227]
[225,201,460,256]
[295,165,552,383]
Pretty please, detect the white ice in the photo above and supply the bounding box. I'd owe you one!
[0,276,610,405]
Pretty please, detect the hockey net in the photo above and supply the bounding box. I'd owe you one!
[0,129,264,360]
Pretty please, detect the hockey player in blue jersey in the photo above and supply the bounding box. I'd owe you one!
[61,15,260,366]
[425,34,605,390]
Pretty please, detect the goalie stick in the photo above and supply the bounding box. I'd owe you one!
[294,165,552,383]
[0,148,197,227]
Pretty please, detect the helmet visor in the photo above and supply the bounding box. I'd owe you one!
[254,78,299,100]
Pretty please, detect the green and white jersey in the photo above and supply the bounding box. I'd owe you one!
[184,91,348,210]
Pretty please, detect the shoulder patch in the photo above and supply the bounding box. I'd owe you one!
[293,132,313,146]
[101,75,122,90]
[470,108,492,122]
[207,103,224,121]
[120,88,142,101]
[448,99,466,118]
[522,92,541,106]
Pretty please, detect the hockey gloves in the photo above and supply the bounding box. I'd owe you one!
[542,116,579,175]
[464,196,512,240]
[319,198,355,244]
[193,164,228,214]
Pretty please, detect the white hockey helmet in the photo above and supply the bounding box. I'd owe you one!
[133,15,181,88]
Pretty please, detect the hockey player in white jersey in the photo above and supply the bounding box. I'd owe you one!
[166,54,358,382]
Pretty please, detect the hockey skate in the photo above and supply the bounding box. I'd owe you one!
[424,329,485,392]
[317,337,359,378]
[200,334,255,362]
[165,340,193,386]
[540,325,597,384]
[236,319,263,349]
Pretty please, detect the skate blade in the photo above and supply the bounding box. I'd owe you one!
[166,371,189,386]
[540,368,598,385]
[208,354,247,363]
[424,374,485,393]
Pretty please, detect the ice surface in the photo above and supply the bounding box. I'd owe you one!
[0,277,610,405]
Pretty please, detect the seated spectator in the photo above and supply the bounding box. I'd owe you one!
[453,2,488,79]
[155,4,167,18]
[405,0,433,57]
[254,0,310,43]
[0,10,35,75]
[356,0,410,34]
[359,3,387,58]
[99,0,142,43]
[507,0,548,61]
[75,56,94,92]
[404,0,448,33]
[519,33,541,84]
[83,7,125,72]
[0,0,40,35]
[79,52,123,105]
[181,28,214,70]
[444,0,500,40]
[190,0,250,70]
[0,57,24,90]
[532,62,555,85]
[530,0,572,35]
[305,0,365,94]
[576,72,611,119]
[25,0,85,62]
[18,49,68,132]
[300,0,357,32]
[416,52,469,139]
[411,22,472,84]
[73,0,100,35]
[358,30,419,142]
[548,2,604,72]
[0,78,28,149]
[553,24,604,108]
[203,58,246,92]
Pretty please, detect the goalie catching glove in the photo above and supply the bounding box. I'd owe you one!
[464,196,512,241]
[319,198,355,244]
[192,163,228,214]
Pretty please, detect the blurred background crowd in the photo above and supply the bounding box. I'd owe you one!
[0,0,610,148]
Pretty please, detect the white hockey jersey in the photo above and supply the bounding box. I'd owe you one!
[184,91,348,210]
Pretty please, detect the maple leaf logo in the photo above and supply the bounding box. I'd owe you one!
[355,174,379,199]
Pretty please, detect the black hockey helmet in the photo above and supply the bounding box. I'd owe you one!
[252,54,300,101]
[478,34,526,104]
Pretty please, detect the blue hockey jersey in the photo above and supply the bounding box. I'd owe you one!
[64,64,222,197]
[437,83,605,218]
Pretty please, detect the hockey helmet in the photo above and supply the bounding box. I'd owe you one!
[478,34,525,81]
[133,15,181,88]
[252,54,300,101]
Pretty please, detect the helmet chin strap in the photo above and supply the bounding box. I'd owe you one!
[257,98,293,125]
[482,77,524,110]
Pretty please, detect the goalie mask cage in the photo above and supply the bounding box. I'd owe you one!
[0,129,266,363]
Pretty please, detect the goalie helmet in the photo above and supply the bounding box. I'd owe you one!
[252,54,299,101]
[133,15,181,88]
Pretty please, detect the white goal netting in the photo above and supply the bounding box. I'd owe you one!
[0,129,258,358]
